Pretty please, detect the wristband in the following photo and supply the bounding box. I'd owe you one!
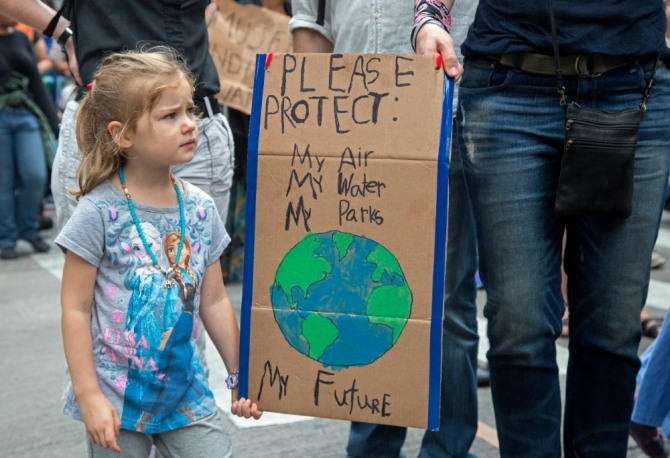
[57,27,73,48]
[411,18,445,52]
[42,14,62,38]
[411,0,451,51]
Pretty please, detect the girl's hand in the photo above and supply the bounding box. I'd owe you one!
[232,397,263,420]
[78,391,121,453]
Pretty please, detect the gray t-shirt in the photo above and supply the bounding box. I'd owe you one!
[55,179,230,434]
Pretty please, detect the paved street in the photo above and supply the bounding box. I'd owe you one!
[2,210,669,457]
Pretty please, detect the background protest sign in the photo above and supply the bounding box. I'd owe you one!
[240,53,453,429]
[208,0,292,114]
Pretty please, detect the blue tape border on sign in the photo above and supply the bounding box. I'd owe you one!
[426,75,454,430]
[238,54,267,399]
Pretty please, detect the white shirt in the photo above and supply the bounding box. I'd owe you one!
[288,0,479,99]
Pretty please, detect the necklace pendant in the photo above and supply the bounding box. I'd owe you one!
[117,166,186,293]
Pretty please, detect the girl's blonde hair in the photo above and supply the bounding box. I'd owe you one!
[74,45,195,197]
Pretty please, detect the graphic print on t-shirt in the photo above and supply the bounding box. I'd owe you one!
[114,223,212,433]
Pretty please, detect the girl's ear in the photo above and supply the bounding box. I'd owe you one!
[108,121,132,149]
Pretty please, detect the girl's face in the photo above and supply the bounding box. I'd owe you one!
[124,77,198,168]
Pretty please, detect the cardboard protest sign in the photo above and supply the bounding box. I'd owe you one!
[239,53,453,430]
[208,0,292,114]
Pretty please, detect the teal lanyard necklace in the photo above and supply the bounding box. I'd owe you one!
[117,165,186,288]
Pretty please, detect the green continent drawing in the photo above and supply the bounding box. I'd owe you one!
[270,231,413,368]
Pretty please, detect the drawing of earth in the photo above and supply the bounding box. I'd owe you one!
[269,230,412,368]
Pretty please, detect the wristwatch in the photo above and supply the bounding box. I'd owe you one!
[225,371,239,389]
[57,27,73,48]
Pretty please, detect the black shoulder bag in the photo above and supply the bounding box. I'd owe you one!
[550,0,659,218]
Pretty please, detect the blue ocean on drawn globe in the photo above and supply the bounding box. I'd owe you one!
[270,230,413,369]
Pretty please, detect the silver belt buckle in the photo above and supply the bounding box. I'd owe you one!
[575,55,602,78]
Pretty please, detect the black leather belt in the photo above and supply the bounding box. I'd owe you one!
[491,53,643,77]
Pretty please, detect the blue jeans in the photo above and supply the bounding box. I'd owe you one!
[0,106,48,247]
[347,123,480,458]
[633,309,670,429]
[456,57,670,457]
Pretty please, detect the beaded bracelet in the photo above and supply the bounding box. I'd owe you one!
[411,0,452,51]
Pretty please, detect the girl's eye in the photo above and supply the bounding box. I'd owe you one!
[164,112,176,120]
[186,107,197,117]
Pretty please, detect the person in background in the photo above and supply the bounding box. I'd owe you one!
[416,0,670,456]
[629,9,670,457]
[15,21,51,73]
[0,0,235,233]
[221,0,292,282]
[290,1,481,456]
[630,311,670,458]
[15,20,56,231]
[0,12,59,259]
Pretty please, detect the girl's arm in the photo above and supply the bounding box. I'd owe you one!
[199,261,262,419]
[61,251,121,452]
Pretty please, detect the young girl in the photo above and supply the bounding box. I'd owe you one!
[55,46,261,457]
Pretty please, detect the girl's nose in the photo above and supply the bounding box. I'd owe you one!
[183,114,197,132]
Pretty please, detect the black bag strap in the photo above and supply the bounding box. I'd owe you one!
[42,2,68,37]
[547,0,567,106]
[317,0,326,26]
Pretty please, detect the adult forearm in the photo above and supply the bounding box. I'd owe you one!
[0,0,70,39]
[292,28,333,53]
[0,0,80,83]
